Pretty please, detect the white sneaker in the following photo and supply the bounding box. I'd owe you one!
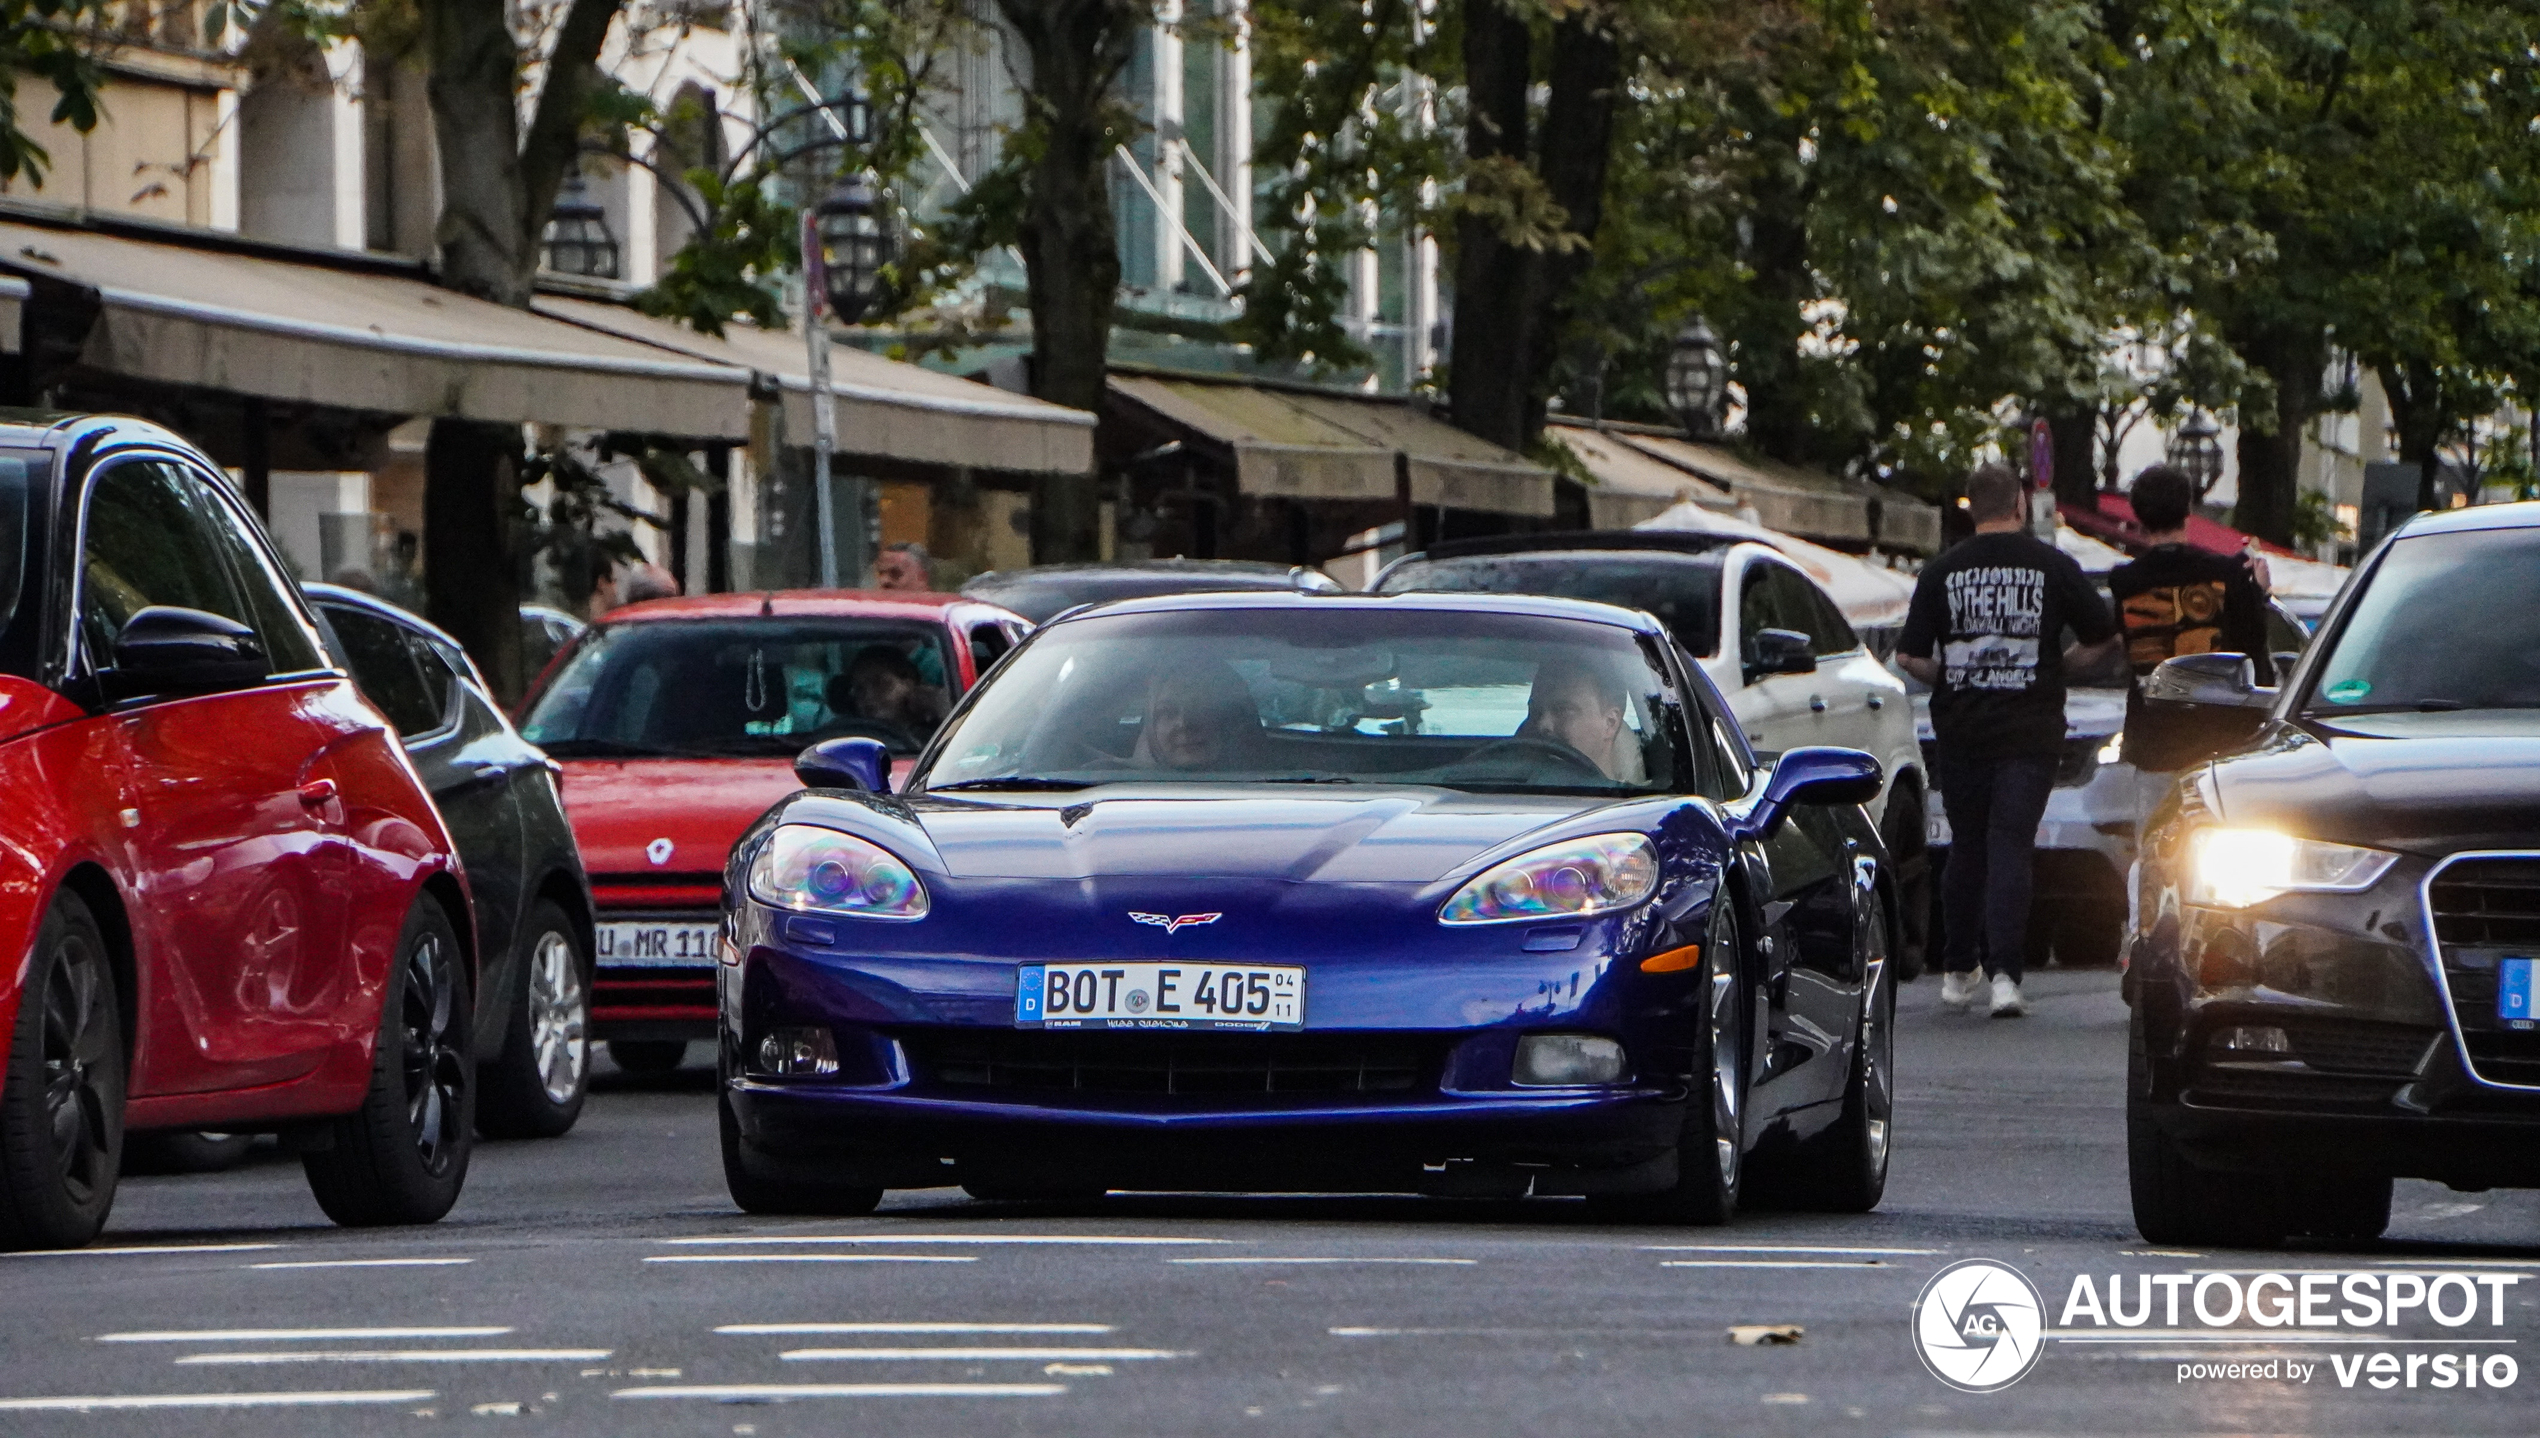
[1988,974,2028,1018]
[1939,971,1979,1008]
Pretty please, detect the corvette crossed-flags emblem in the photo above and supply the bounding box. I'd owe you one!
[1129,911,1223,934]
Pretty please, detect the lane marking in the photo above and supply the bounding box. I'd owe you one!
[781,1347,1180,1362]
[1641,1245,1939,1255]
[249,1258,474,1271]
[664,1235,1230,1246]
[644,1255,978,1265]
[613,1383,1065,1401]
[720,1324,1115,1336]
[5,1243,282,1259]
[1659,1260,1897,1269]
[177,1349,614,1365]
[101,1327,512,1344]
[0,1391,434,1412]
[1168,1257,1477,1266]
[2369,1257,2540,1267]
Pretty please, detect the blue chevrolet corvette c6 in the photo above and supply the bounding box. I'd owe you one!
[715,591,1899,1223]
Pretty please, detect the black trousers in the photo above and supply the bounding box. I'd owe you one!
[1934,748,2059,982]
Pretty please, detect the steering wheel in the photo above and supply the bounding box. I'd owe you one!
[1452,735,1609,781]
[821,719,919,752]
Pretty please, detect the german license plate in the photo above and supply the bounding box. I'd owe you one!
[596,919,720,968]
[1015,963,1304,1031]
[2500,957,2535,1029]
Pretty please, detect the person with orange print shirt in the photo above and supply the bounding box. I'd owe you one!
[2107,464,2273,776]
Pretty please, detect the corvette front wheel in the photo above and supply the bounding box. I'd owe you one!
[1595,898,1748,1224]
[718,1089,882,1217]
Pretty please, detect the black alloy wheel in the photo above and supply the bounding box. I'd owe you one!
[1594,895,1749,1224]
[303,896,474,1227]
[717,1079,883,1217]
[2125,1007,2286,1248]
[1775,887,1896,1212]
[478,903,592,1139]
[0,891,125,1250]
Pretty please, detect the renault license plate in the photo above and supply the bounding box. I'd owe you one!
[1016,963,1304,1031]
[597,919,721,968]
[2500,956,2535,1029]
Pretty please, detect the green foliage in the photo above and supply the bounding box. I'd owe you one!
[634,167,798,337]
[2285,487,2348,550]
[0,0,112,184]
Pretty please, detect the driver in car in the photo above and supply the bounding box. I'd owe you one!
[1142,663,1265,771]
[833,646,949,741]
[1520,657,1638,782]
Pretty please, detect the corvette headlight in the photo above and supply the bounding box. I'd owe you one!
[1440,833,1658,926]
[748,824,929,920]
[2185,828,2396,909]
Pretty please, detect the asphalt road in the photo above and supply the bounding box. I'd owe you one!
[5,968,2535,1436]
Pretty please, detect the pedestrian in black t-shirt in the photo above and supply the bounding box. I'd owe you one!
[1898,464,2119,1017]
[2107,465,2275,775]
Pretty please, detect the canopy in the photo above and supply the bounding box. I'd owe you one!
[2059,495,2350,597]
[1547,422,1735,528]
[1635,498,1918,629]
[1617,431,1943,554]
[1109,374,1556,516]
[0,275,22,354]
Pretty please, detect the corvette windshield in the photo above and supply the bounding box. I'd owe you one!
[916,607,1681,794]
[522,618,956,758]
[2306,527,2540,715]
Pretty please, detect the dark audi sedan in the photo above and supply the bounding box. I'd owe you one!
[2128,502,2540,1247]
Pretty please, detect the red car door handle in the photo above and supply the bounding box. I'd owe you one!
[297,779,339,807]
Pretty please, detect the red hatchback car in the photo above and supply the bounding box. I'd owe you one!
[518,591,1027,1069]
[0,417,475,1249]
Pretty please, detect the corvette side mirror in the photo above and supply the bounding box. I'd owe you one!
[101,606,267,701]
[1732,746,1883,842]
[2145,653,2275,712]
[796,736,891,794]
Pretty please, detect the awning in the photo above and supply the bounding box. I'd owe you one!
[1109,374,1556,516]
[1548,421,1735,528]
[1617,431,1941,554]
[1635,499,1918,629]
[536,298,1094,475]
[0,276,23,354]
[0,220,749,438]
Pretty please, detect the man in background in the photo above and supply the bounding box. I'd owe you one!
[2109,464,2274,779]
[1898,464,2120,1017]
[875,542,933,592]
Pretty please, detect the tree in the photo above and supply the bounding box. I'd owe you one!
[0,0,108,184]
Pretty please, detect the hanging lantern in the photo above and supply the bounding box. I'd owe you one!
[541,166,620,280]
[810,173,895,326]
[2168,409,2225,495]
[1663,317,1728,439]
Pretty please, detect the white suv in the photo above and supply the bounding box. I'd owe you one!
[1374,533,1929,971]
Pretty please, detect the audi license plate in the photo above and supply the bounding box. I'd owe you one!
[2500,956,2535,1029]
[1015,963,1303,1031]
[597,919,721,968]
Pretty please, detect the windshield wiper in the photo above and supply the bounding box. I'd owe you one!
[926,777,1097,793]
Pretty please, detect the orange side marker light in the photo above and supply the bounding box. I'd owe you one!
[1640,943,1702,974]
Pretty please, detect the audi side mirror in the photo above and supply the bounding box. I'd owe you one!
[2146,653,2275,712]
[796,736,892,794]
[101,606,267,701]
[1744,626,1816,683]
[1733,745,1884,841]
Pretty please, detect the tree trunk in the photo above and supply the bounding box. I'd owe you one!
[2047,405,2096,511]
[2231,333,2322,547]
[422,0,529,304]
[1735,136,1813,465]
[998,0,1143,564]
[2377,359,2449,511]
[424,417,527,702]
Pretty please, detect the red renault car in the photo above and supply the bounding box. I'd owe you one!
[0,416,474,1249]
[518,591,1027,1070]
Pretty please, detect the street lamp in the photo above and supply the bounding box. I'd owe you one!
[541,166,620,280]
[809,172,894,325]
[2168,409,2225,496]
[1664,317,1728,440]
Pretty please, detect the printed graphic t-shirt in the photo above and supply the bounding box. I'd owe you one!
[1899,531,2116,758]
[2108,542,2274,771]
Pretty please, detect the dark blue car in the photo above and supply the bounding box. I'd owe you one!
[715,592,1899,1223]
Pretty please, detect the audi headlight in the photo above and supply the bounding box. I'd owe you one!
[2185,827,2396,909]
[748,824,929,920]
[1440,833,1658,926]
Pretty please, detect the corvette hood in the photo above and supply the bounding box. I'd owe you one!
[2208,712,2540,854]
[907,787,1602,885]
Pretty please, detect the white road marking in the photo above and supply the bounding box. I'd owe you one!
[1641,1245,1939,1255]
[0,1391,434,1412]
[5,1243,282,1259]
[780,1347,1180,1362]
[612,1383,1065,1401]
[248,1258,475,1270]
[719,1324,1116,1336]
[1659,1260,1897,1269]
[1168,1257,1477,1266]
[100,1327,512,1344]
[644,1255,978,1265]
[176,1349,613,1365]
[2369,1257,2540,1267]
[664,1235,1230,1246]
